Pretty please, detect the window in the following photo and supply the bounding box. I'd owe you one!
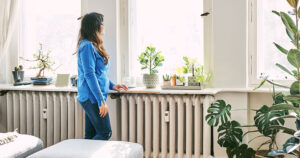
[20,0,81,77]
[129,0,204,77]
[249,0,293,84]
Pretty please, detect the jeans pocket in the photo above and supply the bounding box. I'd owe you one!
[79,99,91,107]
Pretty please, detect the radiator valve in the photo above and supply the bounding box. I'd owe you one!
[164,111,170,122]
[42,108,47,119]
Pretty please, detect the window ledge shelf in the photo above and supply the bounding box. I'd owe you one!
[0,84,288,95]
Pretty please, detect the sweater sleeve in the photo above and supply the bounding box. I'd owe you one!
[109,80,115,90]
[79,43,106,107]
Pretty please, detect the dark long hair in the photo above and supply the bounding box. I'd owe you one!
[77,12,109,65]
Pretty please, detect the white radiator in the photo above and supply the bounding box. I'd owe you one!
[3,90,85,147]
[119,94,214,158]
[1,90,214,158]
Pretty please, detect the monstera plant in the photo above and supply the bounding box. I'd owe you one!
[207,0,300,157]
[206,93,286,158]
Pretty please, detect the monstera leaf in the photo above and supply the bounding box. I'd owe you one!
[273,92,286,105]
[254,105,285,136]
[206,100,231,127]
[226,144,256,158]
[217,121,243,147]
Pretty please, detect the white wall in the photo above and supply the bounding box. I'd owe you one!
[212,0,248,88]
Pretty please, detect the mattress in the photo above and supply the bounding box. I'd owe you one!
[28,139,143,158]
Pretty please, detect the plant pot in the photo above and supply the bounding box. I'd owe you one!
[188,76,200,86]
[255,150,284,158]
[163,80,171,86]
[143,74,159,88]
[31,77,53,85]
[12,71,24,83]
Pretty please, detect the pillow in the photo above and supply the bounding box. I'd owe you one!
[0,129,19,145]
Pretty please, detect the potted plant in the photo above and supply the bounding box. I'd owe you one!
[194,65,212,89]
[206,92,286,158]
[12,65,24,83]
[138,44,164,88]
[20,43,55,85]
[206,0,300,157]
[162,74,171,86]
[253,0,300,157]
[177,56,211,87]
[176,66,186,86]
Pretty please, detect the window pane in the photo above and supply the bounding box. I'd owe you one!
[257,0,293,80]
[20,0,81,77]
[129,0,203,77]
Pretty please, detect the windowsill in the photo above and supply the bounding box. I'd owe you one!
[0,84,289,95]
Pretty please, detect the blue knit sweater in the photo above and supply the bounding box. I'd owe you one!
[77,39,115,107]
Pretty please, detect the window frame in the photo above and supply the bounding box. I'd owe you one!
[119,0,213,83]
[17,0,85,79]
[248,0,293,88]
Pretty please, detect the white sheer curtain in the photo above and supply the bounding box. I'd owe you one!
[0,0,19,83]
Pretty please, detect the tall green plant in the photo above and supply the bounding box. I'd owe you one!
[138,45,164,75]
[251,0,300,157]
[206,93,285,158]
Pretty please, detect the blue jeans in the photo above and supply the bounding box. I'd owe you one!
[79,99,112,140]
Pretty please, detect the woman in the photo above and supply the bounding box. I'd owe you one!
[76,12,128,140]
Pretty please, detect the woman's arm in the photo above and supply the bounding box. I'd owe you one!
[79,42,106,107]
[109,80,115,90]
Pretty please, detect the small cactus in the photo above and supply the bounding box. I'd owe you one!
[14,65,24,71]
[163,74,171,81]
[14,66,19,71]
[19,65,23,71]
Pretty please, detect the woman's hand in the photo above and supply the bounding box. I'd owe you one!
[99,103,108,118]
[112,84,129,92]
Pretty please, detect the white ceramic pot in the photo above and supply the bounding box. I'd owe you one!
[163,80,171,86]
[143,74,159,88]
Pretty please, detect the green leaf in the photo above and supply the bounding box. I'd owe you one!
[276,63,294,78]
[226,144,256,158]
[205,100,232,126]
[288,49,300,68]
[287,0,298,8]
[284,95,300,104]
[254,78,266,90]
[272,10,280,16]
[183,56,189,63]
[290,81,300,95]
[274,43,288,55]
[283,137,300,153]
[269,125,296,135]
[266,79,290,89]
[254,105,285,136]
[286,29,296,42]
[217,121,243,148]
[151,69,158,74]
[280,12,297,35]
[273,92,286,105]
[269,104,300,115]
